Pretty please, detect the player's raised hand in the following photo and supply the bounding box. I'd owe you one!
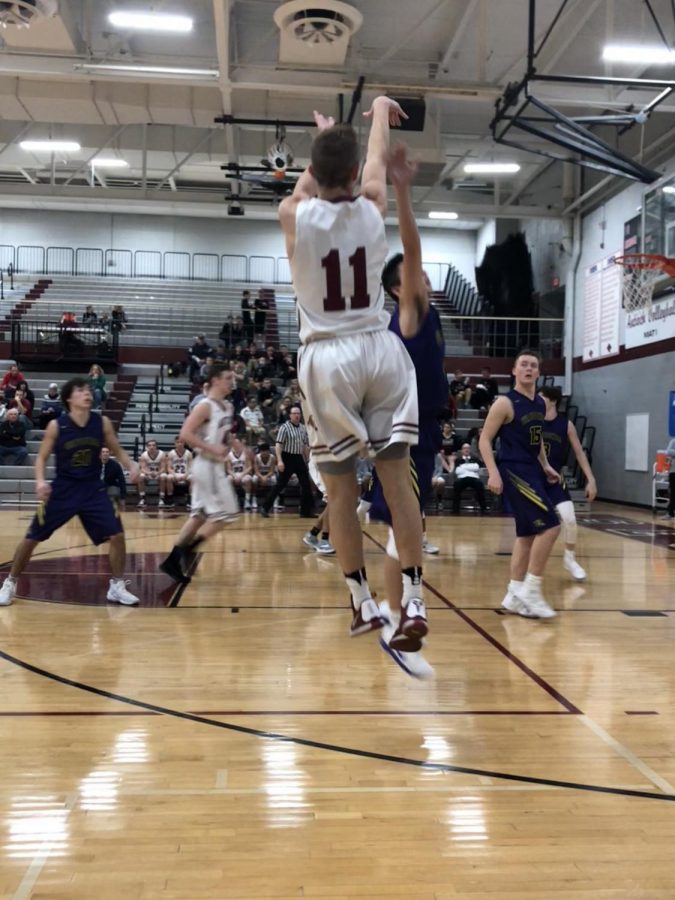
[387,142,417,188]
[363,96,408,127]
[313,111,335,132]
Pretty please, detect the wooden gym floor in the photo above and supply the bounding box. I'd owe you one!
[0,503,673,899]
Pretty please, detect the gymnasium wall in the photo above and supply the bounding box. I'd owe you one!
[0,208,478,287]
[571,177,674,505]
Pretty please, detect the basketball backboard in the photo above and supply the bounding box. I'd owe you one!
[641,174,675,298]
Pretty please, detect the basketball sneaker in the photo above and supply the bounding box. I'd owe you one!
[316,538,336,555]
[251,496,258,511]
[0,576,16,607]
[378,601,434,680]
[273,499,283,511]
[107,579,140,606]
[422,538,440,555]
[563,551,587,581]
[303,531,319,549]
[514,581,556,619]
[501,590,534,617]
[350,597,386,637]
[159,551,191,584]
[389,597,428,650]
[244,497,251,511]
[137,497,145,508]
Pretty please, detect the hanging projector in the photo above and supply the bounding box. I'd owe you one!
[0,0,58,27]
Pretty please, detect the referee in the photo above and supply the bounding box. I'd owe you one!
[261,405,314,517]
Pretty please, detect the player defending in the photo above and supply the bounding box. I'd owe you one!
[160,364,238,583]
[479,351,560,619]
[540,385,597,580]
[0,377,140,606]
[278,97,427,646]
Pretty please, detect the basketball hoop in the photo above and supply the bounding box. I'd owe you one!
[614,253,675,311]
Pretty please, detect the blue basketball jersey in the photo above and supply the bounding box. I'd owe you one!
[54,412,104,480]
[389,302,446,450]
[542,413,569,472]
[497,390,546,463]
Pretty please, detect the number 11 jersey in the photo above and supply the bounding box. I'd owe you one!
[292,196,390,344]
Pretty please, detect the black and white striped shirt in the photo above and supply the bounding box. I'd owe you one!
[276,421,309,455]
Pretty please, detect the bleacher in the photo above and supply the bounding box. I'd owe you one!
[14,275,279,349]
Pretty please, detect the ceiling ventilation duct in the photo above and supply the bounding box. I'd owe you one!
[273,1,363,66]
[0,0,58,28]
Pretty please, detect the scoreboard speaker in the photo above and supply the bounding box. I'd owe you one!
[390,97,426,132]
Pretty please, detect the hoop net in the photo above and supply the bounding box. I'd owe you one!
[614,253,675,312]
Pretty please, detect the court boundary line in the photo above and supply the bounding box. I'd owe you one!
[0,646,672,803]
[362,531,581,714]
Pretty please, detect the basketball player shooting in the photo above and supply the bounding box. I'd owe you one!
[277,96,428,647]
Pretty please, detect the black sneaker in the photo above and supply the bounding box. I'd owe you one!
[159,556,191,584]
[260,507,270,518]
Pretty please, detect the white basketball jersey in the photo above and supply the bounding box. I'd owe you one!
[168,449,192,475]
[255,453,274,476]
[227,449,246,474]
[141,449,164,476]
[197,398,233,461]
[292,195,389,343]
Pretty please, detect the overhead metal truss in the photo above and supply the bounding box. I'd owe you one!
[491,0,675,184]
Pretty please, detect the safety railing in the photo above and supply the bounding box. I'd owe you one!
[10,319,120,364]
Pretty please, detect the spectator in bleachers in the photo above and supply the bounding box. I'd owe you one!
[283,378,303,406]
[199,355,215,380]
[471,366,499,411]
[188,334,212,381]
[251,355,273,387]
[232,360,249,391]
[189,380,209,412]
[450,443,488,514]
[38,383,62,430]
[83,305,98,326]
[231,317,244,346]
[241,290,254,343]
[255,289,269,338]
[279,353,297,382]
[258,378,280,422]
[101,447,127,510]
[449,368,472,410]
[240,396,266,444]
[138,439,168,508]
[219,315,234,347]
[87,364,107,410]
[1,364,24,400]
[431,452,453,510]
[214,342,229,363]
[100,311,111,330]
[441,421,462,459]
[8,384,33,432]
[111,305,128,332]
[0,409,28,465]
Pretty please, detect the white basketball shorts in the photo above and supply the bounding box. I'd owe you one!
[190,455,239,522]
[298,329,419,464]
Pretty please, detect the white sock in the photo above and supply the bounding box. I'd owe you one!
[564,549,575,560]
[508,579,525,594]
[402,567,423,603]
[345,571,371,607]
[524,573,542,591]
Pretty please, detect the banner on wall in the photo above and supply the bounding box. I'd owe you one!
[582,253,621,362]
[624,292,675,348]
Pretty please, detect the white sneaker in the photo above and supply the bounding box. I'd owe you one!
[273,499,283,511]
[378,601,434,680]
[137,498,145,508]
[0,576,16,607]
[518,583,556,619]
[316,538,336,555]
[501,590,536,617]
[422,538,440,555]
[244,498,251,511]
[303,532,319,548]
[564,553,587,581]
[107,579,140,606]
[251,497,258,510]
[158,498,165,508]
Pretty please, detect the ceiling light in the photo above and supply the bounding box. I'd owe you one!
[91,158,129,168]
[602,44,675,64]
[463,162,521,174]
[108,12,193,33]
[75,63,219,79]
[662,185,675,194]
[428,211,458,220]
[20,140,81,152]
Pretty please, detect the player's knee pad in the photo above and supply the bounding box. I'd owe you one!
[556,500,577,544]
[385,527,399,561]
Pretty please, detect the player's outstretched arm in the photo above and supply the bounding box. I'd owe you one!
[388,142,427,338]
[361,96,407,216]
[479,397,511,495]
[278,110,335,260]
[34,419,58,502]
[567,419,597,501]
[102,417,139,483]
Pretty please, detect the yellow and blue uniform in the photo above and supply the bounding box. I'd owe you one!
[542,413,571,506]
[497,390,559,537]
[369,303,447,524]
[27,413,123,545]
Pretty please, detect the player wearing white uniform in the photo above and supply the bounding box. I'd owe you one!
[166,437,193,509]
[138,440,168,508]
[226,438,256,510]
[277,98,427,647]
[160,365,238,583]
